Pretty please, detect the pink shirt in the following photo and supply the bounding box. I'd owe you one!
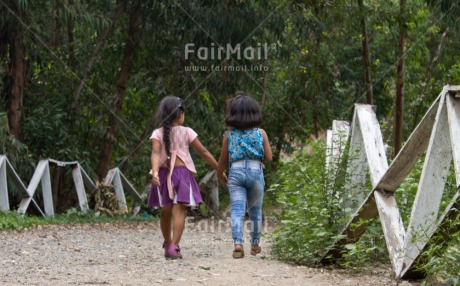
[150,126,198,173]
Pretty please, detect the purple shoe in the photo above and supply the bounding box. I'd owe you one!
[163,241,170,259]
[168,244,182,260]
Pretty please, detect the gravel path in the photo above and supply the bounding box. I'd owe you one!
[0,220,420,286]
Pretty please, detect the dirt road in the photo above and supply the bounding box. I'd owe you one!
[0,220,419,285]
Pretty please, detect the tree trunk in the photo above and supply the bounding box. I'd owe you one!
[7,14,26,139]
[96,2,141,180]
[358,0,373,105]
[393,0,407,158]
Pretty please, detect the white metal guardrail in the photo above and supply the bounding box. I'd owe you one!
[0,157,143,217]
[323,85,460,279]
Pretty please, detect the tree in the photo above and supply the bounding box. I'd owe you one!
[96,0,141,180]
[1,0,27,139]
[394,0,407,158]
[358,0,373,105]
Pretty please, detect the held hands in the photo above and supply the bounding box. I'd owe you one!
[152,172,160,186]
[217,171,228,185]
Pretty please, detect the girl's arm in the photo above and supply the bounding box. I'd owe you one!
[151,139,162,185]
[260,129,273,161]
[216,132,229,184]
[190,138,218,169]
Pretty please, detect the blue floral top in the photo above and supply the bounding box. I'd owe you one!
[227,128,264,163]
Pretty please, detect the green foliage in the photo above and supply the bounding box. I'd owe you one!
[340,218,388,271]
[1,0,460,202]
[0,209,158,230]
[395,157,424,227]
[0,210,42,230]
[396,157,460,283]
[1,1,460,281]
[419,216,460,285]
[272,138,460,277]
[396,156,458,228]
[0,112,36,199]
[268,139,375,265]
[269,139,388,267]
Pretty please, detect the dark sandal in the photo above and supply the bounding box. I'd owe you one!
[232,247,244,259]
[250,244,261,256]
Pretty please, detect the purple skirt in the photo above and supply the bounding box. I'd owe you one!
[147,166,202,209]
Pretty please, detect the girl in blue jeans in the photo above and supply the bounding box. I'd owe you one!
[217,92,272,258]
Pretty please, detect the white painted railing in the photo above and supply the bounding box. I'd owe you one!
[323,85,460,279]
[325,120,350,180]
[0,157,143,217]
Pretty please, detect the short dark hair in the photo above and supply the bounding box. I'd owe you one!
[225,91,261,129]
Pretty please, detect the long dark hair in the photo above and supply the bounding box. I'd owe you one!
[225,91,261,129]
[155,96,185,163]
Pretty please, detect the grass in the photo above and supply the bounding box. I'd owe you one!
[0,209,159,231]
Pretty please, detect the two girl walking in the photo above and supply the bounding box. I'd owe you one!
[147,92,272,259]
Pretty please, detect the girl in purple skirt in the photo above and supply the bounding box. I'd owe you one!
[148,96,221,259]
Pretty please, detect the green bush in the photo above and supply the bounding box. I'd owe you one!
[0,209,158,231]
[270,138,460,280]
[0,211,43,230]
[268,140,370,264]
[268,139,387,267]
[419,216,460,285]
[396,157,459,283]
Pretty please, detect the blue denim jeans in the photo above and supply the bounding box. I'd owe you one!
[228,160,265,245]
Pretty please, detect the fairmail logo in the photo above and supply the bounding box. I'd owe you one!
[184,43,269,61]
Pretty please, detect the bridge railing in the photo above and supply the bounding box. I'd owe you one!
[322,85,460,279]
[0,156,143,217]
